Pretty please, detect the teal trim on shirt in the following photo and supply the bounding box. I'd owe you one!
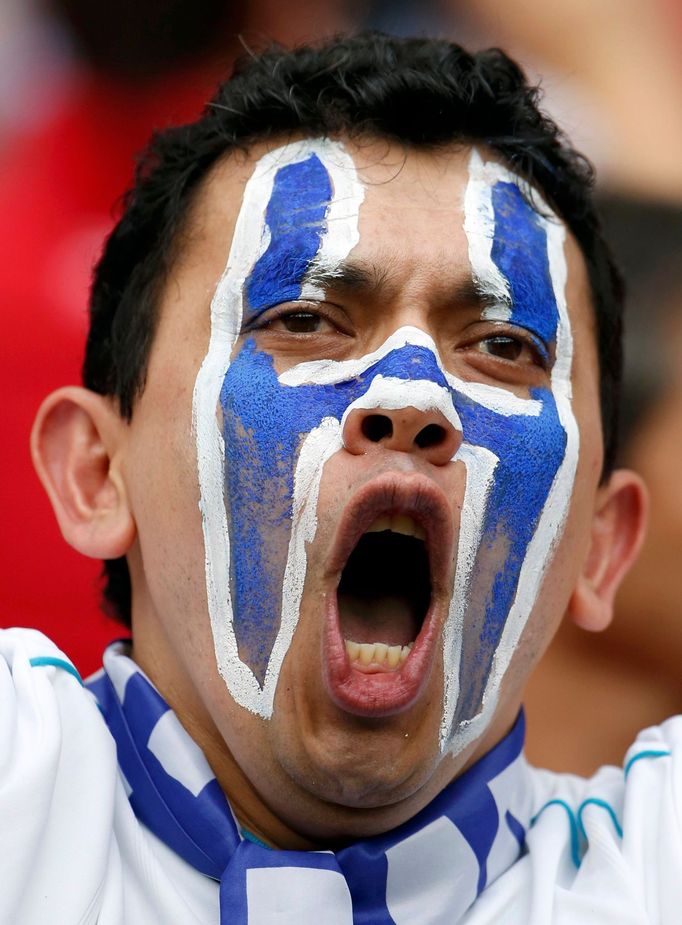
[532,750,675,869]
[29,656,84,687]
[577,797,623,840]
[531,799,581,868]
[241,829,274,850]
[624,750,671,779]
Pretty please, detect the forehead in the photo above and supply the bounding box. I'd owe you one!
[158,135,596,373]
[186,136,590,284]
[185,138,475,280]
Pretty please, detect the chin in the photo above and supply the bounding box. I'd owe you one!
[269,678,445,812]
[271,722,462,845]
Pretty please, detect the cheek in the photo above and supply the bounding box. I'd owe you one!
[457,392,569,566]
[217,340,348,681]
[219,352,300,684]
[126,336,205,557]
[125,406,208,636]
[445,391,572,725]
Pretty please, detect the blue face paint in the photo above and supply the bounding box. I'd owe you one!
[221,342,460,682]
[221,179,565,705]
[196,141,575,742]
[452,180,566,721]
[245,155,332,320]
[221,165,567,712]
[491,182,558,348]
[220,153,334,682]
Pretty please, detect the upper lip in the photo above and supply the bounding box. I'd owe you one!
[327,472,455,597]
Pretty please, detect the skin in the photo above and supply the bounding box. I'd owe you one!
[32,136,647,849]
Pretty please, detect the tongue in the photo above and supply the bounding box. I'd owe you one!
[337,591,419,646]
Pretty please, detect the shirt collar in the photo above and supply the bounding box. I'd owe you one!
[88,641,532,923]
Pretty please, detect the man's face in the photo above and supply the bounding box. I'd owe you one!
[124,137,602,828]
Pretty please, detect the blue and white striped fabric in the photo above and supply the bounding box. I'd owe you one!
[87,641,532,925]
[6,628,682,923]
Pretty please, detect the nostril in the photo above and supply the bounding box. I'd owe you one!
[414,423,447,449]
[361,414,393,443]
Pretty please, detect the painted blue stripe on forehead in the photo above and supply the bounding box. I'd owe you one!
[491,182,559,347]
[244,154,333,320]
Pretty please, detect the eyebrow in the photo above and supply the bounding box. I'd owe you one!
[449,276,512,313]
[303,258,393,295]
[303,257,512,313]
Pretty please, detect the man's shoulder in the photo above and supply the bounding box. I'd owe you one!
[0,624,118,792]
[468,720,682,923]
[530,715,682,835]
[0,628,219,924]
[0,626,110,734]
[0,627,120,922]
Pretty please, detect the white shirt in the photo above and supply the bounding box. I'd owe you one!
[2,627,680,925]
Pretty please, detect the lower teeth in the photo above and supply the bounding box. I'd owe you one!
[345,639,413,669]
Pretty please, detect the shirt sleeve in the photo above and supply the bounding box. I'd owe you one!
[0,628,120,925]
[463,719,682,924]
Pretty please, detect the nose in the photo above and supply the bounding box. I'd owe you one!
[343,405,462,466]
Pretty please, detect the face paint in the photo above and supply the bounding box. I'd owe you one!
[193,141,578,755]
[193,138,365,715]
[442,150,578,751]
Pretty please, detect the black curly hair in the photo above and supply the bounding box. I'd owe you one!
[83,32,624,626]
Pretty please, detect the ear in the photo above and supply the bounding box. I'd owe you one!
[31,386,136,559]
[568,469,648,632]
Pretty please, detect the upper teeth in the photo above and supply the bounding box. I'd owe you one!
[365,514,425,541]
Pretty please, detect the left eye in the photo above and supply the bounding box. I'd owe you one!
[277,311,325,333]
[475,335,537,364]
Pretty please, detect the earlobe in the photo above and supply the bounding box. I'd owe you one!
[31,386,136,560]
[568,469,648,632]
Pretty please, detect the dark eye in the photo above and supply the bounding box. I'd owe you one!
[476,335,537,364]
[245,302,347,339]
[278,311,324,333]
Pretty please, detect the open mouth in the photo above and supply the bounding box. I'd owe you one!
[338,516,430,672]
[323,475,453,718]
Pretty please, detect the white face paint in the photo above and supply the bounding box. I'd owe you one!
[441,153,578,752]
[192,140,578,755]
[192,138,364,716]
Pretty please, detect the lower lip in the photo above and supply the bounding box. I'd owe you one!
[322,593,440,718]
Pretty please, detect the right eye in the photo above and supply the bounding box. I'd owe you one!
[475,334,537,365]
[249,302,349,338]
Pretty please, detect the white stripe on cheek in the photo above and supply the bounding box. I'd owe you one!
[261,418,344,716]
[441,150,579,754]
[192,143,283,715]
[192,138,364,718]
[440,443,499,749]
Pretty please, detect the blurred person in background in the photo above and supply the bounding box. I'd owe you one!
[361,0,682,202]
